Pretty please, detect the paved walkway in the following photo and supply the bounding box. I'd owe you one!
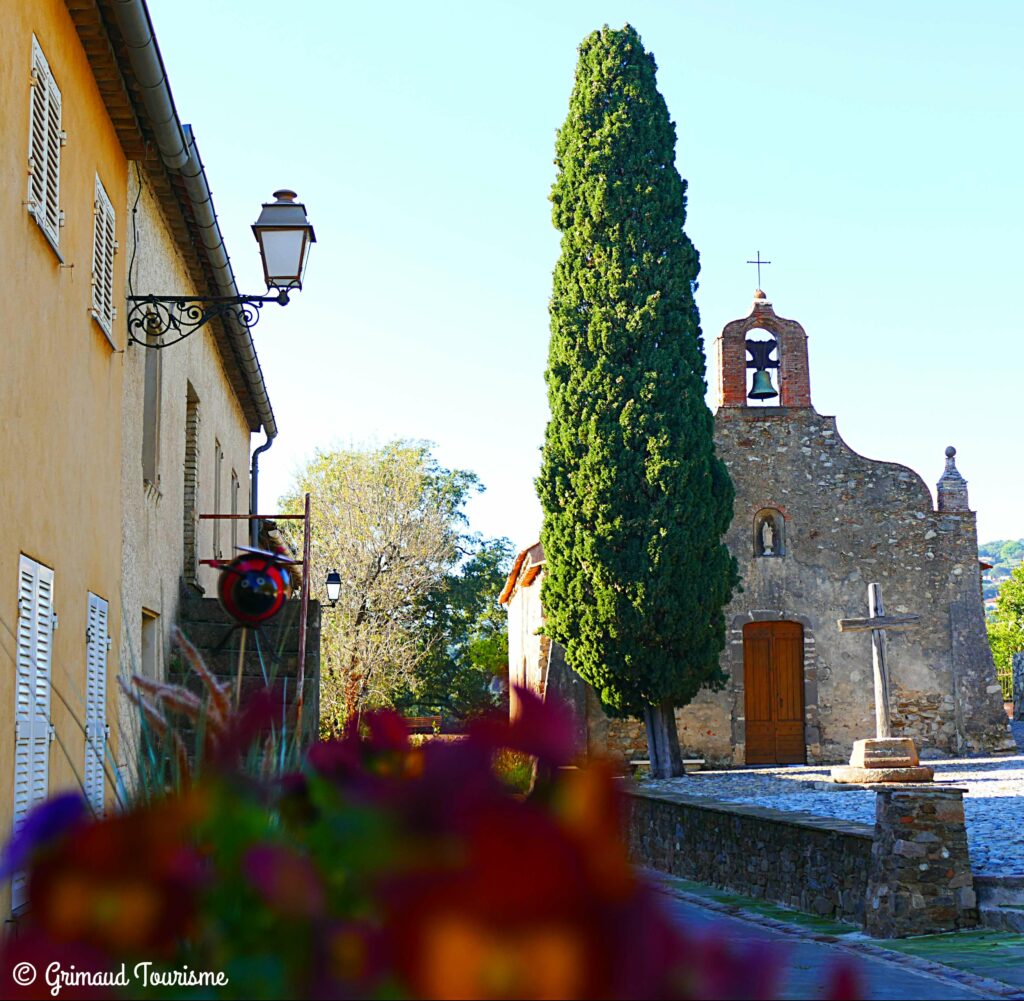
[645,722,1024,876]
[657,877,1024,999]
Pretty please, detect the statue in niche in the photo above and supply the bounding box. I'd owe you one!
[755,509,784,558]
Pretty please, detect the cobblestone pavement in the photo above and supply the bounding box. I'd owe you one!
[644,721,1024,876]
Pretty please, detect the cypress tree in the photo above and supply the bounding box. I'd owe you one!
[537,24,738,778]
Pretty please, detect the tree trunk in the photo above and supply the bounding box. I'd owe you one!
[644,699,684,778]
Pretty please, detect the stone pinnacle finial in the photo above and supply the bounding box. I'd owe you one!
[937,445,969,513]
[754,289,767,300]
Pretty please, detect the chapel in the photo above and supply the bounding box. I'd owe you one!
[504,292,1014,765]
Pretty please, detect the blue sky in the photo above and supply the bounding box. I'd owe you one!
[150,0,1023,549]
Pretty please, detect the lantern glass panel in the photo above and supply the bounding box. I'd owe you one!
[258,229,306,288]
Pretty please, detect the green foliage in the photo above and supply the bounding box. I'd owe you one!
[537,25,737,720]
[492,748,535,794]
[979,538,1024,564]
[988,561,1024,692]
[979,538,1024,600]
[280,441,511,729]
[397,535,515,720]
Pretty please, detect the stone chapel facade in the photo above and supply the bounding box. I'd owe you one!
[504,292,1014,765]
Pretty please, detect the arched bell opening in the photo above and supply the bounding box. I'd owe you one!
[745,327,780,407]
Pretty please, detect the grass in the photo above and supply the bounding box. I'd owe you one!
[654,875,857,938]
[493,748,535,795]
[882,928,1024,988]
[655,873,1024,989]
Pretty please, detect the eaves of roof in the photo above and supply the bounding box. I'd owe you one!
[65,0,273,434]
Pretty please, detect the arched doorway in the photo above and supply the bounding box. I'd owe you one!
[743,621,806,765]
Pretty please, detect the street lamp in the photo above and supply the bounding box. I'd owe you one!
[325,569,341,607]
[252,190,316,291]
[127,189,316,349]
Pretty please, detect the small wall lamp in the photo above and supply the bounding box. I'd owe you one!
[325,569,341,607]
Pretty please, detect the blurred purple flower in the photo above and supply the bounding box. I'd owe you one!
[1,792,87,878]
[243,843,326,919]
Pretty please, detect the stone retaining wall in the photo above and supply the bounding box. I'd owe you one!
[628,786,978,937]
[626,789,873,924]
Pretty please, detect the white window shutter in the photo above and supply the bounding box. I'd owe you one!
[84,593,108,814]
[43,75,62,241]
[91,178,116,334]
[27,45,48,218]
[26,37,61,248]
[13,556,55,912]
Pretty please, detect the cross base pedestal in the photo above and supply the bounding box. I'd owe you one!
[830,738,934,785]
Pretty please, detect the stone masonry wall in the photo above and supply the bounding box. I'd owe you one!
[627,788,873,924]
[865,788,978,938]
[702,405,1011,761]
[507,315,1012,764]
[175,593,321,743]
[629,786,979,937]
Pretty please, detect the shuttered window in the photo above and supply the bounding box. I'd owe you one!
[27,37,63,252]
[84,593,109,814]
[91,177,117,336]
[13,556,55,911]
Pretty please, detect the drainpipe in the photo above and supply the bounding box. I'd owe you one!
[250,433,274,547]
[110,0,278,434]
[111,0,280,544]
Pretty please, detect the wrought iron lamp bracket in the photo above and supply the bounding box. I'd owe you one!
[126,290,290,349]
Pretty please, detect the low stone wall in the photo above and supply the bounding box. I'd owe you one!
[626,789,873,924]
[628,785,978,937]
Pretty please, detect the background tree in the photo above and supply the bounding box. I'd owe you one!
[537,25,738,778]
[979,537,1024,600]
[397,537,515,720]
[988,562,1024,689]
[281,442,511,732]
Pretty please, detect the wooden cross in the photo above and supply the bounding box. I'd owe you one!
[837,583,920,740]
[746,251,771,288]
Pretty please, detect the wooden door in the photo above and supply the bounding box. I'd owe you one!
[743,621,805,765]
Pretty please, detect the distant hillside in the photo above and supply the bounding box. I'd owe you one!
[980,538,1024,601]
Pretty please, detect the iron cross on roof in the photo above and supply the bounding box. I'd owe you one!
[746,251,771,288]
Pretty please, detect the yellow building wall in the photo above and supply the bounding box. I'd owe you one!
[0,0,127,906]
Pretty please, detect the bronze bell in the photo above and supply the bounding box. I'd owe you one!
[748,369,778,400]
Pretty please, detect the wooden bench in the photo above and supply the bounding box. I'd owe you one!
[403,715,443,734]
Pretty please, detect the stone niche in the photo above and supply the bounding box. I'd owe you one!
[753,507,785,558]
